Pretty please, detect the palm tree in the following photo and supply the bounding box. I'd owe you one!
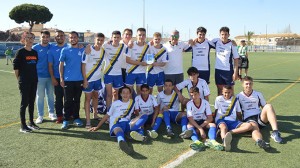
[244,31,254,51]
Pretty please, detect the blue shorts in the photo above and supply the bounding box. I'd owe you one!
[125,73,146,86]
[215,69,234,85]
[110,121,130,137]
[198,70,210,84]
[164,111,181,125]
[147,72,165,87]
[83,79,102,93]
[104,74,123,89]
[244,114,267,128]
[216,119,242,131]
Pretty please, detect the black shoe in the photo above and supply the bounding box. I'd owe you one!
[20,126,32,133]
[166,128,175,137]
[28,123,40,130]
[256,139,270,149]
[119,140,133,155]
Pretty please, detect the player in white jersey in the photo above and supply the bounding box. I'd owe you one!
[190,27,214,84]
[134,84,159,138]
[163,30,192,85]
[125,28,150,95]
[210,27,239,95]
[102,31,127,110]
[186,87,224,151]
[89,86,148,155]
[214,85,252,151]
[148,79,192,138]
[82,33,105,128]
[147,32,168,94]
[237,76,283,146]
[120,28,133,83]
[175,67,210,107]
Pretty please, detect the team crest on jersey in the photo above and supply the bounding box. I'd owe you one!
[78,51,82,56]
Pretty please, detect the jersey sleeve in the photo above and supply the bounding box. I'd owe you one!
[176,80,188,91]
[258,92,267,107]
[13,50,21,70]
[202,80,210,96]
[151,95,158,107]
[232,45,239,59]
[205,100,212,115]
[156,93,162,105]
[107,102,115,116]
[82,53,88,63]
[235,99,241,112]
[182,42,191,51]
[186,102,193,118]
[214,96,220,110]
[134,97,139,110]
[124,46,131,58]
[162,48,169,62]
[59,48,66,62]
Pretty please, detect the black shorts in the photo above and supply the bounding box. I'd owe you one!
[238,56,249,69]
[244,114,267,128]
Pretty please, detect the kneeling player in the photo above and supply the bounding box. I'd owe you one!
[214,85,252,151]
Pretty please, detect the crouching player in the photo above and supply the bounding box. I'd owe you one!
[237,76,283,149]
[214,85,252,151]
[148,79,192,138]
[187,87,223,151]
[89,86,148,155]
[134,84,160,138]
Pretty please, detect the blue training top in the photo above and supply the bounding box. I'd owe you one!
[48,43,69,78]
[33,43,52,78]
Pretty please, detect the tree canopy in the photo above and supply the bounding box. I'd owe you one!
[9,3,53,32]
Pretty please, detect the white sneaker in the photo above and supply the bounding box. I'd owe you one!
[35,116,44,124]
[49,113,57,121]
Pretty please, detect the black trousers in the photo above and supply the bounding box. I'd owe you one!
[19,81,37,127]
[54,78,64,117]
[63,81,82,121]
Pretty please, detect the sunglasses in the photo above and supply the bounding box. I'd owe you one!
[171,35,179,39]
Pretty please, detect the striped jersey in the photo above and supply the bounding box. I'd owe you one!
[125,42,150,74]
[102,43,127,75]
[187,98,212,121]
[214,95,241,122]
[82,45,104,82]
[134,94,158,115]
[148,45,168,74]
[157,90,180,111]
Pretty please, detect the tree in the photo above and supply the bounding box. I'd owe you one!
[245,31,254,46]
[9,3,53,33]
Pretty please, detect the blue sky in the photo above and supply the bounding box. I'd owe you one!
[1,0,299,40]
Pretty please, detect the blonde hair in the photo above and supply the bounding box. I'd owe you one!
[153,32,161,37]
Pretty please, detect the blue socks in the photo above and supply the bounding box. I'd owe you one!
[181,116,188,132]
[191,128,199,142]
[163,111,171,129]
[152,114,163,131]
[208,126,217,140]
[116,131,125,142]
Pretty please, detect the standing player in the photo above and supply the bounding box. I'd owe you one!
[210,27,239,95]
[238,40,249,79]
[59,31,85,129]
[187,87,223,151]
[237,76,283,148]
[120,28,133,83]
[5,47,13,65]
[147,32,168,94]
[163,30,191,85]
[125,28,149,95]
[89,86,148,155]
[148,79,192,138]
[82,33,105,128]
[33,30,56,124]
[214,85,252,151]
[48,30,68,123]
[102,30,127,110]
[191,27,214,84]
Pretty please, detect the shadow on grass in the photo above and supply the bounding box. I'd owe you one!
[253,78,298,84]
[276,115,300,144]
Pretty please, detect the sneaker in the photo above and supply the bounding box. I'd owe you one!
[190,140,206,151]
[73,119,83,127]
[28,123,40,130]
[35,116,43,124]
[61,121,69,129]
[256,139,271,149]
[205,140,224,151]
[118,140,133,155]
[130,131,147,142]
[271,130,283,143]
[166,127,175,137]
[20,126,32,133]
[56,116,63,124]
[179,129,193,139]
[223,132,232,152]
[147,130,158,139]
[49,113,57,121]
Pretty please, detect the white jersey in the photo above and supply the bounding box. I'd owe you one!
[134,95,158,115]
[186,99,212,121]
[176,78,210,99]
[125,42,150,74]
[82,45,104,82]
[236,90,266,120]
[120,40,128,69]
[210,38,239,71]
[107,99,135,130]
[163,41,190,74]
[148,45,168,74]
[192,39,214,71]
[214,96,241,122]
[157,90,180,111]
[102,43,127,75]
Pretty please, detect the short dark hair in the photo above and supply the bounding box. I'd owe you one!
[123,28,133,35]
[119,86,132,95]
[96,33,105,38]
[223,85,233,90]
[187,67,199,76]
[219,26,230,33]
[189,86,199,93]
[112,30,121,36]
[41,30,50,36]
[243,76,253,82]
[164,79,173,85]
[137,28,146,33]
[55,30,64,34]
[197,27,207,34]
[70,31,79,37]
[140,84,150,90]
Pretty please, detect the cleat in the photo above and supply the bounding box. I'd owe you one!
[205,140,224,151]
[190,140,206,151]
[130,131,147,142]
[35,116,43,124]
[27,123,40,130]
[166,127,175,137]
[61,121,69,129]
[119,140,133,155]
[49,113,57,121]
[271,131,283,143]
[147,130,158,139]
[179,129,193,139]
[223,132,232,152]
[73,119,83,127]
[20,126,32,133]
[256,139,271,149]
[56,116,63,124]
